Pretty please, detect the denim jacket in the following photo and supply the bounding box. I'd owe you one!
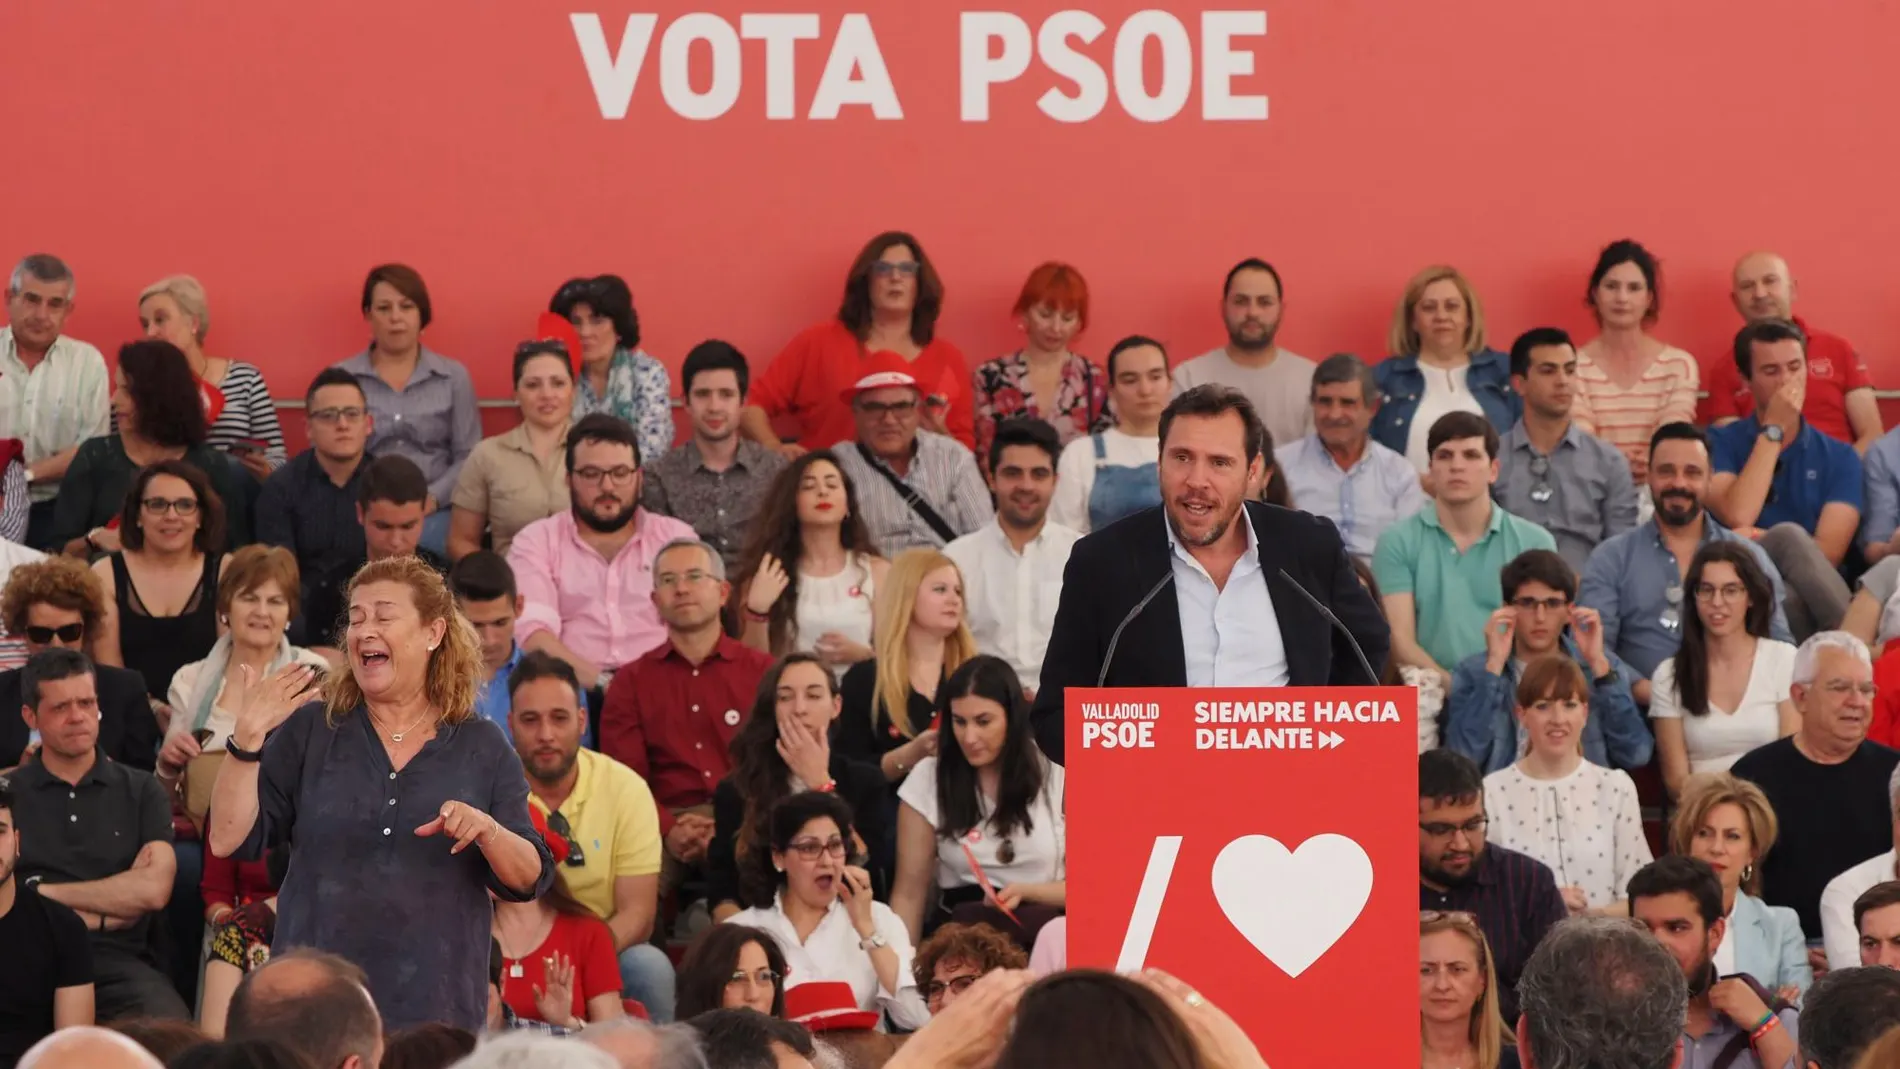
[1442,635,1654,774]
[1369,349,1521,456]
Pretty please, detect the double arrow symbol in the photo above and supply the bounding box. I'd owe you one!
[1317,730,1345,749]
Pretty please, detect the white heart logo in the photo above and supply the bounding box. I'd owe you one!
[1210,833,1373,978]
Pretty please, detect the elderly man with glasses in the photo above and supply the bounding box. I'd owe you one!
[829,357,991,554]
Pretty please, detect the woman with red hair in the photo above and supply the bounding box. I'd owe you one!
[971,263,1109,475]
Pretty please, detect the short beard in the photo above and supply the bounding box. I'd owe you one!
[1167,504,1237,548]
[1686,957,1718,998]
[1226,322,1278,353]
[1655,492,1703,528]
[575,500,637,533]
[1422,860,1477,889]
[529,750,580,787]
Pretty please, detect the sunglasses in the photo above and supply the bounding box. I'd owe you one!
[25,623,84,644]
[546,810,586,868]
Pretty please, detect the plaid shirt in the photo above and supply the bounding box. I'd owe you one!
[831,431,992,555]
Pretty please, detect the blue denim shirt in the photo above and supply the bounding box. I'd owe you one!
[1443,635,1654,774]
[1369,349,1521,457]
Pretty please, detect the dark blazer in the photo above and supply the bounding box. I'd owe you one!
[1031,501,1390,763]
[0,663,157,770]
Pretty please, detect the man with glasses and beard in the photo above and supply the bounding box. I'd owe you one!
[1417,748,1565,1023]
[508,649,675,1022]
[0,559,152,771]
[1629,856,1800,1069]
[1581,422,1794,704]
[508,413,694,713]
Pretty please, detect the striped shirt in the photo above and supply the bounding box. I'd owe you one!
[831,432,992,555]
[0,328,112,502]
[202,361,288,468]
[1570,344,1699,481]
[1419,842,1567,1022]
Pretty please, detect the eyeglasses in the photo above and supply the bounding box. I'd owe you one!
[309,406,368,424]
[726,968,781,988]
[1419,910,1479,924]
[656,569,716,590]
[1510,596,1568,614]
[24,623,84,645]
[924,974,980,1002]
[870,261,920,278]
[786,836,848,861]
[545,810,587,868]
[140,497,199,516]
[1822,680,1880,699]
[1419,816,1488,838]
[573,466,638,485]
[855,399,917,419]
[1527,455,1553,505]
[1694,583,1748,603]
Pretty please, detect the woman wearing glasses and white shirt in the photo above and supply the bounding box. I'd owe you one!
[1482,655,1650,915]
[725,790,928,1031]
[1648,542,1798,801]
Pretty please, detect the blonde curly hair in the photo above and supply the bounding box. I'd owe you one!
[324,556,482,726]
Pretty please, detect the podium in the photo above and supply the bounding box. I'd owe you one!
[1065,686,1418,1068]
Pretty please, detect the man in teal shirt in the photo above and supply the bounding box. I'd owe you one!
[1373,411,1556,687]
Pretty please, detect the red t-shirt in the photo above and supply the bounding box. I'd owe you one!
[498,911,622,1024]
[1872,645,1900,750]
[751,320,974,450]
[1698,317,1872,443]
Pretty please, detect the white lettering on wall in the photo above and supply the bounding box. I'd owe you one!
[574,10,1267,122]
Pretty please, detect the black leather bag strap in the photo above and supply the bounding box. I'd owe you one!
[852,443,956,543]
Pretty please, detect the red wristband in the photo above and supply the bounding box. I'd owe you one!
[816,780,837,793]
[1750,1015,1781,1043]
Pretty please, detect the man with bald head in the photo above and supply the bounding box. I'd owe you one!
[225,949,383,1069]
[16,1026,161,1069]
[1703,251,1880,453]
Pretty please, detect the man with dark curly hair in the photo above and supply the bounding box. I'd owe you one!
[0,558,153,770]
[911,922,1029,1016]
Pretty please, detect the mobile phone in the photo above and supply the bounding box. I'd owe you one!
[231,439,269,455]
[192,728,214,747]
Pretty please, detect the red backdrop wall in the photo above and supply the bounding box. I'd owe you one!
[6,1,1898,450]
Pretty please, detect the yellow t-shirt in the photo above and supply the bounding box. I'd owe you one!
[528,749,663,921]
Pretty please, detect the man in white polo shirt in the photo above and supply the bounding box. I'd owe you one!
[0,256,109,550]
[945,419,1080,699]
[1818,763,1900,970]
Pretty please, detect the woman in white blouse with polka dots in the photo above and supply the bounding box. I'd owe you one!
[1483,655,1652,914]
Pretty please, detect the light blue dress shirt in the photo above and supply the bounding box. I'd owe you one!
[1167,507,1290,687]
[1275,434,1426,561]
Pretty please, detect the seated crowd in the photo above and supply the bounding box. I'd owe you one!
[10,236,1900,1069]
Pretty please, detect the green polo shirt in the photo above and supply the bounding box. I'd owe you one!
[1371,502,1556,670]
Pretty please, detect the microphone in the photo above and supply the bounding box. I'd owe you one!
[1274,568,1378,685]
[1098,571,1176,687]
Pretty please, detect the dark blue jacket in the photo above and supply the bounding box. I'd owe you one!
[1370,349,1521,456]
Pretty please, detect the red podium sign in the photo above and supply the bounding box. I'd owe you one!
[1066,687,1417,1068]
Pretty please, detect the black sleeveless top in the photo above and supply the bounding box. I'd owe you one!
[111,552,221,702]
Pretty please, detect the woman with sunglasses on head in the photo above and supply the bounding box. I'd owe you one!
[729,452,888,675]
[491,807,628,1029]
[0,557,157,769]
[726,790,930,1031]
[675,923,791,1019]
[891,656,1064,948]
[448,319,579,560]
[1420,911,1517,1069]
[708,652,887,921]
[743,231,973,458]
[1649,541,1797,800]
[51,339,252,559]
[551,275,674,468]
[90,459,232,707]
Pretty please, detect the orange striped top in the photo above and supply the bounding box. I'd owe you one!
[1571,344,1699,481]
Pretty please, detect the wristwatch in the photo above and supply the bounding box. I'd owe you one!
[859,931,889,951]
[1760,424,1785,445]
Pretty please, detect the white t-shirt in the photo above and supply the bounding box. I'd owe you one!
[1170,347,1316,449]
[897,754,1066,891]
[1648,639,1797,773]
[1049,428,1158,534]
[1402,364,1485,473]
[1483,760,1653,908]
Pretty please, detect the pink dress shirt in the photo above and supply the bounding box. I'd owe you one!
[507,508,696,669]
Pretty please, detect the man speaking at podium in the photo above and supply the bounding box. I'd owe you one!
[1031,384,1390,762]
